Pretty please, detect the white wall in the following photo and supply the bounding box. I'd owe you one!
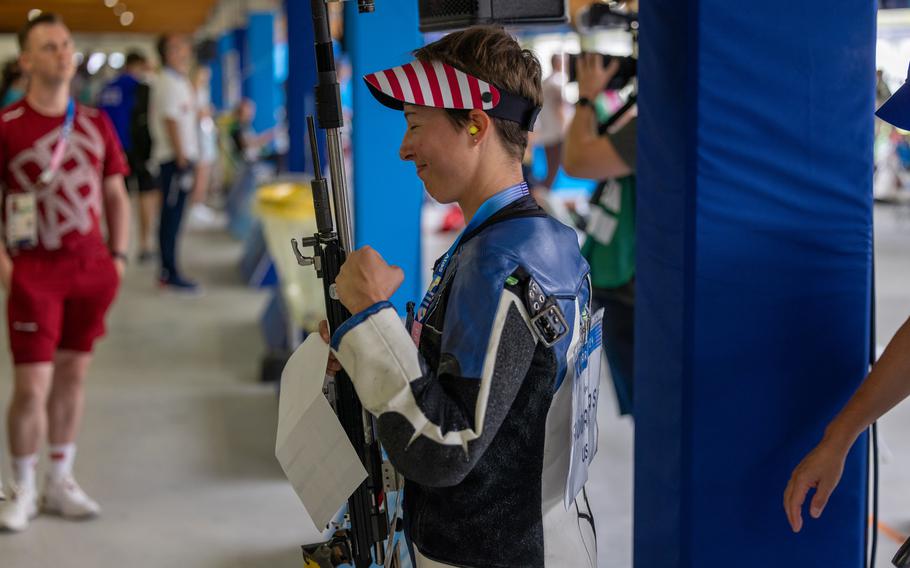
[878,9,910,88]
[0,32,157,66]
[0,35,18,64]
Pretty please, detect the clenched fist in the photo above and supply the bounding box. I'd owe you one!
[335,246,404,314]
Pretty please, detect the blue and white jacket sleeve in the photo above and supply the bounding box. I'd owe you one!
[330,249,541,487]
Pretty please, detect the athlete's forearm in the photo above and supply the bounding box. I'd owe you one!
[824,316,910,451]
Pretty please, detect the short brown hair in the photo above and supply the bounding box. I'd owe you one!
[18,12,66,51]
[156,35,170,65]
[413,26,542,161]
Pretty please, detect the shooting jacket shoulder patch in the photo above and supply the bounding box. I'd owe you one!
[507,267,569,348]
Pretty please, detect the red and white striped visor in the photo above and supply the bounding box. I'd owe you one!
[363,60,541,131]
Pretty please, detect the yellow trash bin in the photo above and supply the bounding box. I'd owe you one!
[255,180,325,333]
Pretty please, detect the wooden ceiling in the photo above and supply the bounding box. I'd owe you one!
[0,1,636,36]
[0,0,220,35]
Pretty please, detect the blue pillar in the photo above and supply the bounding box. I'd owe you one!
[346,0,423,311]
[210,40,224,111]
[245,12,277,133]
[634,1,874,567]
[284,0,325,174]
[233,27,248,99]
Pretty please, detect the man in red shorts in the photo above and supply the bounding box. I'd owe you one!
[0,13,130,531]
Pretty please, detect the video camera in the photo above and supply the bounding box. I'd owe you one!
[576,2,638,33]
[567,53,637,90]
[567,2,638,90]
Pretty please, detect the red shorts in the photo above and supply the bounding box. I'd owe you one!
[7,253,120,364]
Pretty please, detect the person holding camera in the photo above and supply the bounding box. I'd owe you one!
[564,53,637,416]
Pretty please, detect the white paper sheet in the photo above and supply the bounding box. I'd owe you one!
[276,333,368,529]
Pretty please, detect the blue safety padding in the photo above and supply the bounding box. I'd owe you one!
[227,163,265,241]
[246,13,278,134]
[633,1,695,563]
[529,146,598,193]
[345,0,424,314]
[284,0,327,174]
[233,28,248,99]
[260,290,289,351]
[635,2,874,567]
[239,224,277,288]
[210,38,224,111]
[252,260,277,288]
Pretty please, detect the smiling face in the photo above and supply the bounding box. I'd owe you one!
[399,104,478,204]
[19,22,75,88]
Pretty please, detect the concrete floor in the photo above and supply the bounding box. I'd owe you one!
[0,223,318,567]
[0,204,906,567]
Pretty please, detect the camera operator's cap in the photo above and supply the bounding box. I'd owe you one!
[363,59,541,131]
[876,62,910,130]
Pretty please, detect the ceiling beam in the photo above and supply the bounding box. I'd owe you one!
[0,0,217,34]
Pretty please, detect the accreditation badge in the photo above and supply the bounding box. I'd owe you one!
[565,307,605,509]
[5,192,38,250]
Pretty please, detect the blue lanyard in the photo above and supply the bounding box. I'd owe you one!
[416,181,529,322]
[38,99,76,186]
[63,98,76,134]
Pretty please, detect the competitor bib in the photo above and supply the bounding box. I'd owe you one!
[5,193,38,250]
[565,307,605,509]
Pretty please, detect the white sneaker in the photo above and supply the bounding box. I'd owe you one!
[42,476,100,519]
[187,203,223,229]
[0,486,38,531]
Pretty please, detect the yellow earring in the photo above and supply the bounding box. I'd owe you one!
[468,125,479,136]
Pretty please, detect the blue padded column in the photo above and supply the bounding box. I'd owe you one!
[284,0,326,174]
[233,27,248,99]
[210,37,224,112]
[345,0,423,311]
[245,12,277,133]
[634,1,875,567]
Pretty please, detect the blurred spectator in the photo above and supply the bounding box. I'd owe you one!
[564,54,637,417]
[188,65,219,227]
[229,99,274,164]
[150,34,201,294]
[534,53,569,190]
[72,60,95,105]
[0,59,27,108]
[98,52,158,262]
[877,69,892,108]
[0,13,130,530]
